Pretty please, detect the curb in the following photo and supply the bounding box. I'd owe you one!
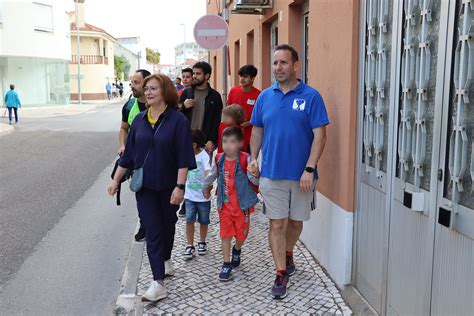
[114,223,145,316]
[0,123,14,137]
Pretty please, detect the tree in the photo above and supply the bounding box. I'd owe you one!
[114,55,131,79]
[146,48,160,64]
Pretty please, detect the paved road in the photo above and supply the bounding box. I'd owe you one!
[0,101,138,314]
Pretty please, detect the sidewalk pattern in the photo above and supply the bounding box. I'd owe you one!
[136,202,352,315]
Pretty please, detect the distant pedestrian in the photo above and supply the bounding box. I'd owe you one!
[106,82,112,100]
[182,130,212,260]
[248,44,329,300]
[118,82,124,98]
[175,77,184,91]
[112,83,118,98]
[4,84,21,125]
[227,65,261,153]
[217,104,245,153]
[108,74,196,302]
[202,127,259,281]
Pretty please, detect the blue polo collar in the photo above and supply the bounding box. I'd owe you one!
[272,79,305,93]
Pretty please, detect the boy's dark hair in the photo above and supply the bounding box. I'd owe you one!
[136,69,151,79]
[176,77,182,81]
[275,44,299,63]
[182,68,193,75]
[238,64,258,78]
[222,126,244,142]
[9,84,14,90]
[223,104,245,125]
[191,129,206,148]
[193,61,212,75]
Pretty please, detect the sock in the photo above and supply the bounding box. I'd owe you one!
[277,269,287,275]
[286,251,293,257]
[233,245,241,253]
[224,261,232,266]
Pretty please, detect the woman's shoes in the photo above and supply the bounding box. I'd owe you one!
[142,281,168,302]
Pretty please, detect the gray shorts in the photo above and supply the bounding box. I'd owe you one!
[260,177,317,221]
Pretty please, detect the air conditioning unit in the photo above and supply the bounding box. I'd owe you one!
[232,0,273,15]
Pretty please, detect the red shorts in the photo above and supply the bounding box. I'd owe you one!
[219,207,251,241]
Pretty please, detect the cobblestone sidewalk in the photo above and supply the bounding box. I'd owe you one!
[136,203,352,315]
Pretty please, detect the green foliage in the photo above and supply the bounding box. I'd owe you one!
[146,48,160,64]
[114,55,131,79]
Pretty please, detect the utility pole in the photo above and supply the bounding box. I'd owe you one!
[75,0,82,105]
[221,0,228,104]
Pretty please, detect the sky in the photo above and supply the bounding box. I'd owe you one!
[74,0,207,65]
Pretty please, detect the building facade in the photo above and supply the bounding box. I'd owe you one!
[69,0,115,101]
[116,37,146,74]
[114,41,139,79]
[175,42,209,74]
[0,0,71,107]
[208,1,474,315]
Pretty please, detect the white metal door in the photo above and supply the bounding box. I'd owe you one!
[355,0,397,313]
[431,1,474,314]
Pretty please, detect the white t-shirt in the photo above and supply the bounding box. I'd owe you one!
[184,150,211,202]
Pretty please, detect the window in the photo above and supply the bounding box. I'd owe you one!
[33,2,54,33]
[247,30,254,65]
[270,21,278,82]
[234,40,241,85]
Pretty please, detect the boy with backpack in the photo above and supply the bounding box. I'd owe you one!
[202,127,259,281]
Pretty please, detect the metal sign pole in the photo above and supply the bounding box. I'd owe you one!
[221,0,228,104]
[75,0,82,105]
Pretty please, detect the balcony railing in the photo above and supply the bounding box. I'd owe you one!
[70,55,109,65]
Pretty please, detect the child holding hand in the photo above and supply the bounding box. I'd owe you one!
[202,127,259,281]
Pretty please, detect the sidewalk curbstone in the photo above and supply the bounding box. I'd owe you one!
[0,123,14,137]
[114,223,145,316]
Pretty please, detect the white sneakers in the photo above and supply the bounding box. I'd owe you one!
[142,260,174,302]
[142,281,168,302]
[164,260,175,276]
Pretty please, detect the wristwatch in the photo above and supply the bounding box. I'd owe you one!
[176,184,186,191]
[305,166,315,173]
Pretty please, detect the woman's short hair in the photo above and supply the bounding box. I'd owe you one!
[142,74,179,109]
[223,104,245,125]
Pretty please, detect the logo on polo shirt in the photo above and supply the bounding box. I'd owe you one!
[292,99,306,111]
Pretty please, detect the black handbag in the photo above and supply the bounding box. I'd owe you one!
[111,158,133,206]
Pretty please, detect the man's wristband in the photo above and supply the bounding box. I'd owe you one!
[305,166,315,173]
[176,184,186,191]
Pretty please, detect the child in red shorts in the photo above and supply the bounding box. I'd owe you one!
[202,126,259,281]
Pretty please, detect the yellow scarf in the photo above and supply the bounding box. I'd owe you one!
[147,105,168,125]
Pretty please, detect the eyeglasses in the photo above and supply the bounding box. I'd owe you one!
[144,86,160,92]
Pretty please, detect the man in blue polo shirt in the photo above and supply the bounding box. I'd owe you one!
[249,44,329,300]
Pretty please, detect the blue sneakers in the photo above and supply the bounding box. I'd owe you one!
[231,246,241,268]
[218,263,233,281]
[271,271,289,300]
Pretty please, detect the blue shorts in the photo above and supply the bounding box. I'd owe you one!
[185,200,211,225]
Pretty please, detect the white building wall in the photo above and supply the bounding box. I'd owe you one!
[0,0,70,61]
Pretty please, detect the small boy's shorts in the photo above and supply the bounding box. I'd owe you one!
[219,207,251,241]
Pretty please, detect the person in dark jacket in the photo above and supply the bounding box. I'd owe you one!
[179,61,223,217]
[179,61,223,154]
[108,74,196,302]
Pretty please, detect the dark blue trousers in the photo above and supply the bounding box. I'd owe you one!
[136,187,178,280]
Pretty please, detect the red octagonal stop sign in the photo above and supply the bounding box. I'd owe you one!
[194,14,229,51]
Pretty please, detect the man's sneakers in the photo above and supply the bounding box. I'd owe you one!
[197,242,207,255]
[164,260,175,277]
[142,280,168,302]
[183,245,195,260]
[286,251,296,276]
[218,262,233,281]
[271,270,290,300]
[134,226,146,242]
[231,246,241,268]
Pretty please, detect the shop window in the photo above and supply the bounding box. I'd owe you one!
[33,2,54,33]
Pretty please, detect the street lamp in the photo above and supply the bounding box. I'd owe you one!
[75,0,82,105]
